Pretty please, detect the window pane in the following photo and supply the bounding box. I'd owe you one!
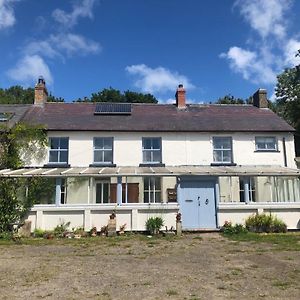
[60,151,68,163]
[94,138,103,149]
[155,192,161,202]
[214,137,231,149]
[104,150,113,163]
[103,183,109,203]
[103,138,112,150]
[222,150,232,162]
[143,138,152,149]
[152,138,160,150]
[94,151,103,162]
[213,150,222,162]
[60,138,69,150]
[144,192,150,203]
[50,138,59,149]
[143,151,152,162]
[96,183,102,203]
[49,151,58,162]
[152,150,161,163]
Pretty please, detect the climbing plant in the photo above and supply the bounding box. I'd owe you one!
[0,122,47,233]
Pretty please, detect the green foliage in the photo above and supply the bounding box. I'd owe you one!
[274,53,300,155]
[145,217,164,235]
[216,94,246,104]
[222,221,248,235]
[33,228,46,238]
[245,213,287,233]
[75,87,158,103]
[53,221,71,237]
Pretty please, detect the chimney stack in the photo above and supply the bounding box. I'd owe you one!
[175,84,186,109]
[253,89,268,108]
[34,76,48,106]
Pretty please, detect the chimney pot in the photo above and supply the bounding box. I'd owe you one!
[253,88,268,108]
[175,84,186,109]
[34,76,48,106]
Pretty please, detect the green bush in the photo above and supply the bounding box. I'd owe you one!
[53,221,71,237]
[245,213,287,233]
[145,217,164,235]
[222,221,248,234]
[33,228,46,238]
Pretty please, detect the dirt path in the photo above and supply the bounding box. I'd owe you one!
[0,233,299,299]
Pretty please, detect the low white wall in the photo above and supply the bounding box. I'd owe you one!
[28,204,179,232]
[218,203,300,229]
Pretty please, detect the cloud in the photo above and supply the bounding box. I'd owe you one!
[126,64,194,94]
[0,0,19,30]
[234,0,291,40]
[7,55,53,85]
[220,46,277,84]
[52,0,96,28]
[221,0,299,88]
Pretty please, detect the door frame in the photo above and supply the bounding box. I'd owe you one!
[177,176,219,230]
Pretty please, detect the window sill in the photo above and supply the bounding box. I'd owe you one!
[139,163,165,167]
[210,163,237,167]
[89,163,116,167]
[254,150,279,153]
[44,163,70,168]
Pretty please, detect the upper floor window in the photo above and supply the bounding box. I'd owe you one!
[213,137,233,164]
[142,137,162,164]
[49,137,69,164]
[94,137,113,164]
[255,137,277,151]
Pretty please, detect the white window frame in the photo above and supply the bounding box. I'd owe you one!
[142,137,162,164]
[144,177,161,203]
[93,137,114,164]
[239,177,256,203]
[95,180,110,204]
[255,136,277,151]
[49,137,69,164]
[212,136,233,164]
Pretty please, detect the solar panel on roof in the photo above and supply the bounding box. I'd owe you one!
[94,103,132,115]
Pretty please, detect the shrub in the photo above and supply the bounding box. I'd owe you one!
[145,217,164,235]
[245,213,287,233]
[33,228,46,238]
[222,221,248,234]
[53,221,71,238]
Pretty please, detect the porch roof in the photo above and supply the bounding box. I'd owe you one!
[0,165,299,177]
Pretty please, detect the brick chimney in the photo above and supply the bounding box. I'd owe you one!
[253,89,268,108]
[34,77,48,105]
[175,84,186,109]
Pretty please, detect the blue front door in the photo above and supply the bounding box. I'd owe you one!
[178,179,217,229]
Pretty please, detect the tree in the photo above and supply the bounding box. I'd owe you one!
[0,86,64,104]
[75,87,158,103]
[216,94,246,104]
[275,55,300,156]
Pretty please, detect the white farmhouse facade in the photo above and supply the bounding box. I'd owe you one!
[1,79,300,231]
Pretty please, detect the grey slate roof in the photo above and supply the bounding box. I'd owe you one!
[21,102,294,132]
[0,104,32,130]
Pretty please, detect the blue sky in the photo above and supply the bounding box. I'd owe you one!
[0,0,299,103]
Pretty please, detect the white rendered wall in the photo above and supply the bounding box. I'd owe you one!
[26,131,296,168]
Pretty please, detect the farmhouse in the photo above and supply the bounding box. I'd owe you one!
[0,79,300,231]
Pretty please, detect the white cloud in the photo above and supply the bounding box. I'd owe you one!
[284,38,300,66]
[50,33,101,56]
[126,64,194,94]
[0,0,19,30]
[220,46,277,84]
[235,0,291,39]
[52,0,96,28]
[6,55,53,85]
